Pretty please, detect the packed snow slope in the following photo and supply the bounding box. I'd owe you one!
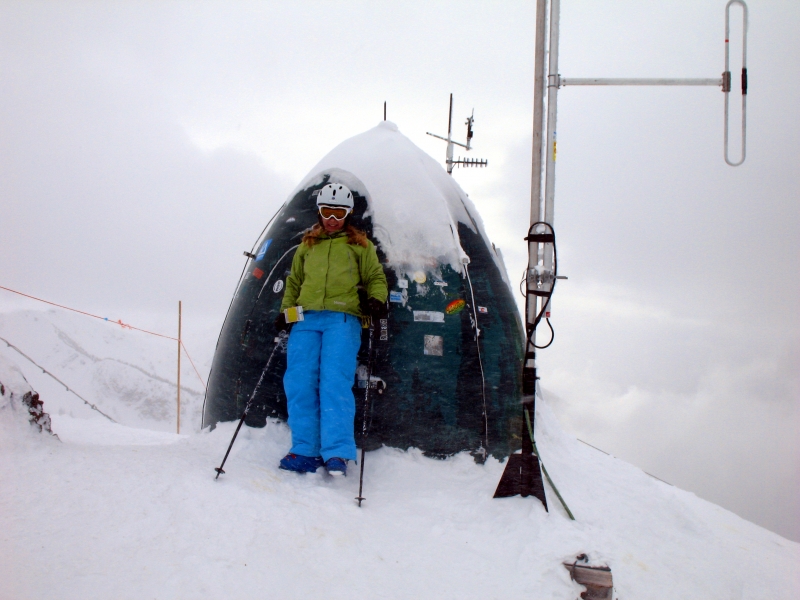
[1,310,798,599]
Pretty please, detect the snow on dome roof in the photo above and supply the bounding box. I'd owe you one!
[293,121,493,276]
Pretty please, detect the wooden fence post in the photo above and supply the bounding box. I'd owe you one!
[177,300,182,434]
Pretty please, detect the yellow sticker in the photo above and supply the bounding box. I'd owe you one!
[413,271,427,284]
[284,306,304,323]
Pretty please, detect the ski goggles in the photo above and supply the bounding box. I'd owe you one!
[318,205,351,220]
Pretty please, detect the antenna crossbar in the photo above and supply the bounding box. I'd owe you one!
[559,77,723,87]
[426,132,469,149]
[450,157,488,168]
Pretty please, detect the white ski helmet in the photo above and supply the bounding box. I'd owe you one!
[316,183,354,209]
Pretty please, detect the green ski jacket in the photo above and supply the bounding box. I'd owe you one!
[280,230,388,318]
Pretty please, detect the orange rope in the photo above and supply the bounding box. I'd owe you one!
[0,285,178,340]
[1,284,208,390]
[181,341,207,390]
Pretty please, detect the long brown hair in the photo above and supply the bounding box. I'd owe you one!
[302,223,369,248]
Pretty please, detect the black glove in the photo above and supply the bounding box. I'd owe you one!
[367,298,388,320]
[274,312,291,332]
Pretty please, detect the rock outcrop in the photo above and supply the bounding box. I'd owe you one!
[0,354,57,437]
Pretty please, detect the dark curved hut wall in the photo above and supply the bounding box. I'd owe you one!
[203,130,524,459]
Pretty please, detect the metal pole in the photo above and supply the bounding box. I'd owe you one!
[177,300,182,434]
[541,0,560,318]
[446,93,454,174]
[530,0,548,225]
[526,0,548,368]
[544,0,560,227]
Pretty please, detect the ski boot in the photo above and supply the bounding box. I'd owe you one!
[325,457,347,477]
[279,453,324,473]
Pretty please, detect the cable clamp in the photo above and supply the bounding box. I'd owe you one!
[525,233,555,243]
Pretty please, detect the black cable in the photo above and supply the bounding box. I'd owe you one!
[533,318,554,349]
[464,264,490,454]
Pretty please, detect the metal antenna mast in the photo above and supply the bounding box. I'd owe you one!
[499,0,751,506]
[526,0,749,370]
[427,93,488,174]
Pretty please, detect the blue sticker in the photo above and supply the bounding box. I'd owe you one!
[389,291,403,303]
[256,239,272,261]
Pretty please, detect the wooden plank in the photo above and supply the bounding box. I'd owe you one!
[564,562,614,600]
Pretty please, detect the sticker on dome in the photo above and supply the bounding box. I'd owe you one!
[273,280,284,293]
[423,335,443,356]
[413,271,427,284]
[389,291,403,303]
[253,268,264,279]
[445,299,466,315]
[256,239,272,261]
[413,311,444,323]
[478,306,488,314]
[433,281,448,287]
[380,318,388,341]
[397,279,408,289]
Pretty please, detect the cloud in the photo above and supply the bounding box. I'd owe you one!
[0,5,293,316]
[541,283,800,540]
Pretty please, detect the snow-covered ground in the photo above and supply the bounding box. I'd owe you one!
[1,308,798,599]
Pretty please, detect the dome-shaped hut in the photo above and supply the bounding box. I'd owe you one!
[202,121,523,460]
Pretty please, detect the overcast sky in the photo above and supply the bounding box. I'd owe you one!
[1,1,798,541]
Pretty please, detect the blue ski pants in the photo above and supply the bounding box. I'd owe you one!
[283,310,362,461]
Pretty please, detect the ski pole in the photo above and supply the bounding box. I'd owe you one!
[214,330,288,480]
[355,320,376,506]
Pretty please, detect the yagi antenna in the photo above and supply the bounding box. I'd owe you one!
[426,94,488,174]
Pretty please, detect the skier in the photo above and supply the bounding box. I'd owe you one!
[274,183,388,476]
